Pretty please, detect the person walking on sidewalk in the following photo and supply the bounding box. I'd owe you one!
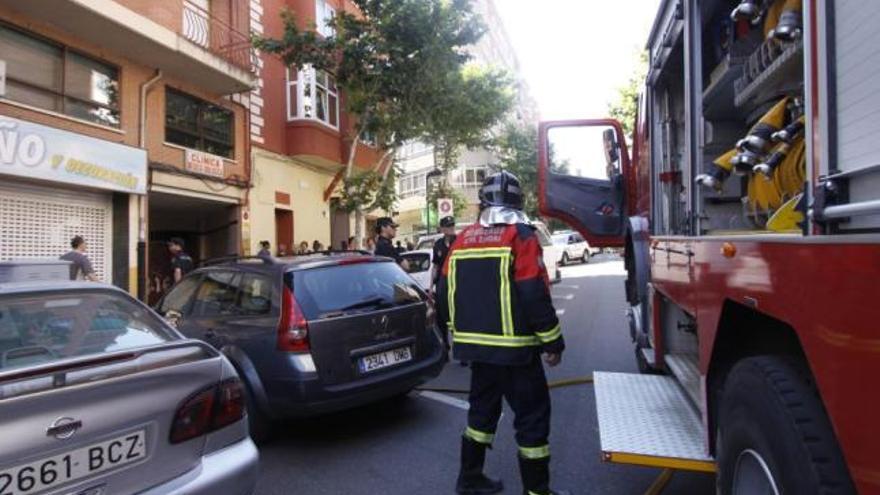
[60,235,99,282]
[438,171,568,495]
[167,237,194,284]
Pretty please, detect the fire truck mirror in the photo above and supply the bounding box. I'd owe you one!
[546,125,619,183]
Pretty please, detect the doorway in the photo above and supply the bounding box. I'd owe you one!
[275,208,293,256]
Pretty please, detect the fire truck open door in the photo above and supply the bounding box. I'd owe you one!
[538,119,628,247]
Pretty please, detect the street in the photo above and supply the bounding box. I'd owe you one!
[255,256,717,495]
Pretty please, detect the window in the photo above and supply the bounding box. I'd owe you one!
[0,25,120,127]
[397,170,428,199]
[315,0,336,38]
[191,271,241,316]
[165,88,234,158]
[158,275,201,315]
[0,292,173,372]
[236,273,272,315]
[286,66,339,128]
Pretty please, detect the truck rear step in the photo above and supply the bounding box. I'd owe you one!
[594,372,716,473]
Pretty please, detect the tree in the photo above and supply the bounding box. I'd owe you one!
[255,0,508,240]
[607,51,648,140]
[491,121,539,218]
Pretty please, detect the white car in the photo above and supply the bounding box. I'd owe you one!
[533,221,562,283]
[401,249,434,290]
[552,231,599,265]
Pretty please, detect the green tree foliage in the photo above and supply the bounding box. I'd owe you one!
[491,122,539,218]
[607,51,648,140]
[255,0,511,238]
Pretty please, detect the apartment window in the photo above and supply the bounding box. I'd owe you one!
[165,88,234,158]
[397,171,428,199]
[315,0,336,38]
[0,25,120,127]
[286,66,339,128]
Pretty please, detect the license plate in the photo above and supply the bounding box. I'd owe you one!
[0,430,146,495]
[358,347,412,373]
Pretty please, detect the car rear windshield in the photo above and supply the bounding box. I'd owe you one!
[290,261,425,319]
[0,291,174,372]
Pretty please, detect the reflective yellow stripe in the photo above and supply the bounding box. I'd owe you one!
[519,444,550,459]
[447,258,458,330]
[499,253,514,336]
[452,247,512,258]
[464,427,495,445]
[535,324,562,343]
[453,331,540,347]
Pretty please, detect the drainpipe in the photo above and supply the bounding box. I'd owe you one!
[137,70,162,301]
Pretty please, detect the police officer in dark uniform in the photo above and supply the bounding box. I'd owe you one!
[432,216,457,349]
[439,171,568,495]
[374,217,409,271]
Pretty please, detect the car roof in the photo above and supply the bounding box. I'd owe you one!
[402,249,432,256]
[0,281,128,295]
[194,252,395,274]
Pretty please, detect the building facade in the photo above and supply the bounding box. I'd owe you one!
[247,0,383,255]
[394,0,538,241]
[0,0,256,299]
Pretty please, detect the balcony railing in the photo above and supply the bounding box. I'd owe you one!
[182,0,254,73]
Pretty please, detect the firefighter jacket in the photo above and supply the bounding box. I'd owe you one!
[437,221,564,366]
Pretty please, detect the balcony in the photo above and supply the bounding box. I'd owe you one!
[0,0,255,95]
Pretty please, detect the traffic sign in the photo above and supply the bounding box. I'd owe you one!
[438,198,453,216]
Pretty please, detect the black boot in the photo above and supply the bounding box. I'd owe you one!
[456,437,503,494]
[518,456,569,495]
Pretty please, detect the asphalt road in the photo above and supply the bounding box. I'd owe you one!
[255,255,716,495]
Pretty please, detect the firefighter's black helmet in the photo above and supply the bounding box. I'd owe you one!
[479,170,523,210]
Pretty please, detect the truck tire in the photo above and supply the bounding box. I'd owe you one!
[716,356,856,495]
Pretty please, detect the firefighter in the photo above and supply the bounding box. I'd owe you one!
[438,171,568,495]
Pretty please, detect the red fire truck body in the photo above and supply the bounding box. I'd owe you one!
[538,1,879,493]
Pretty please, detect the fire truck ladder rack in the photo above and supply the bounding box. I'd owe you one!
[594,372,716,473]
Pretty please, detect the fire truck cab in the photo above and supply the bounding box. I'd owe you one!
[539,1,880,493]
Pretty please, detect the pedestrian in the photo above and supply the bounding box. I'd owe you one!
[298,241,310,254]
[374,217,409,270]
[258,240,272,258]
[364,237,376,253]
[348,236,358,250]
[431,216,458,350]
[406,240,415,251]
[312,240,323,252]
[167,237,194,284]
[438,171,567,495]
[278,243,290,257]
[59,235,99,281]
[395,240,405,254]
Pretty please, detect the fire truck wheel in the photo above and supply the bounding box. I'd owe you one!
[716,356,855,495]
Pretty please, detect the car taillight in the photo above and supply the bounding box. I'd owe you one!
[170,378,245,444]
[278,286,310,353]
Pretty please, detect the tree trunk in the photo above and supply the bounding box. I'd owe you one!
[354,207,364,244]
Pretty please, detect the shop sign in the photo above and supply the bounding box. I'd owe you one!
[185,149,225,178]
[0,115,147,194]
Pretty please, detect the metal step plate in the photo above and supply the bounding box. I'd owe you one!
[594,372,716,473]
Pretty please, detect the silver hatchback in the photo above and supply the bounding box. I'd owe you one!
[0,264,258,495]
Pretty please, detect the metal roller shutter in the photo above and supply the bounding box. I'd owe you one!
[0,182,112,282]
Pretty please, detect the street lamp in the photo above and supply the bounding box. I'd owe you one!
[425,168,443,235]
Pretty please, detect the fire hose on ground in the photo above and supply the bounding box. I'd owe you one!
[415,375,677,495]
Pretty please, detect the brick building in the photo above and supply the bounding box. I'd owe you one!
[247,0,382,255]
[0,0,256,299]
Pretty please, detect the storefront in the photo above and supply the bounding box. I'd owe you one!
[0,115,147,287]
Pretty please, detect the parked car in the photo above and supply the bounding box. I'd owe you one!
[415,234,442,251]
[0,261,258,495]
[401,249,434,291]
[155,253,446,441]
[533,221,562,283]
[552,231,599,265]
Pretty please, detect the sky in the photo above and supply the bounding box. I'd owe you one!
[494,0,662,120]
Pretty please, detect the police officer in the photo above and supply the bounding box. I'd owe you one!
[432,216,457,349]
[439,171,567,495]
[374,217,409,270]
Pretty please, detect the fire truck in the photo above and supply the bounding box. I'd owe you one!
[538,1,878,493]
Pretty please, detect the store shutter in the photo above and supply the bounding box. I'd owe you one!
[0,183,112,282]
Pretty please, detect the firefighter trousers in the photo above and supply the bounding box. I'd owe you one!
[464,358,551,459]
